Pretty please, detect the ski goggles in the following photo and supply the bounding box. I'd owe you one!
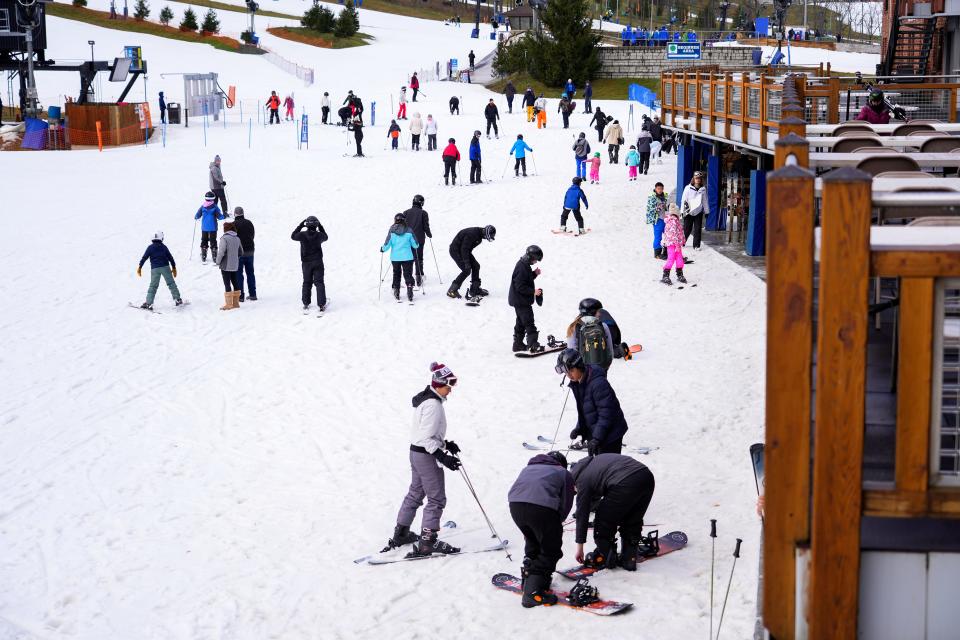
[432,365,458,387]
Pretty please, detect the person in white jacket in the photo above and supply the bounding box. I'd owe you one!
[320,92,331,124]
[424,114,439,151]
[409,112,424,151]
[680,170,709,250]
[387,362,463,557]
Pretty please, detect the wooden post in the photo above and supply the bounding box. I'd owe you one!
[774,132,810,169]
[760,73,768,149]
[949,86,957,123]
[763,163,815,640]
[827,77,841,124]
[708,73,716,136]
[778,116,808,142]
[809,167,872,639]
[741,72,749,144]
[724,72,732,140]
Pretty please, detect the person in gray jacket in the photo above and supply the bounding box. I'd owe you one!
[507,451,574,608]
[387,363,463,557]
[216,221,244,310]
[570,453,655,571]
[209,155,229,215]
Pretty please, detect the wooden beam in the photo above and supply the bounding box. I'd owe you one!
[763,164,816,640]
[871,251,960,277]
[775,132,811,170]
[864,488,960,518]
[896,278,935,493]
[809,167,872,639]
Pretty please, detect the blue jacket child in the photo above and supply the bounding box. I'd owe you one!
[195,199,225,232]
[381,214,421,299]
[563,181,589,210]
[469,136,481,161]
[510,138,533,158]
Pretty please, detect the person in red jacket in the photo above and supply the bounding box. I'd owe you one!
[442,137,460,186]
[266,91,280,125]
[854,90,894,125]
[283,95,295,121]
[410,72,420,102]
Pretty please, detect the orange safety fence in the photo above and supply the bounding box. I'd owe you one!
[227,86,236,108]
[65,120,154,148]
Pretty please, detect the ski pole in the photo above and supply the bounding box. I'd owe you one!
[530,152,538,175]
[189,219,198,261]
[709,519,717,640]
[377,252,386,300]
[715,538,742,640]
[501,155,511,179]
[429,238,443,284]
[548,387,572,451]
[458,460,512,561]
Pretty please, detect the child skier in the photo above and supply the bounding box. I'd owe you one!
[625,145,640,181]
[559,177,589,235]
[509,134,533,177]
[661,203,688,285]
[265,91,280,124]
[646,182,668,259]
[469,131,482,184]
[137,232,183,309]
[291,216,328,311]
[442,137,460,186]
[387,119,401,150]
[194,191,225,263]
[397,87,408,120]
[283,95,295,121]
[589,152,602,184]
[534,94,547,128]
[381,212,420,302]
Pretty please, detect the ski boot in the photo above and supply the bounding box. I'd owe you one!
[521,573,558,608]
[558,226,567,233]
[577,228,585,236]
[303,304,310,312]
[512,338,527,353]
[382,524,419,551]
[140,302,153,310]
[200,248,207,263]
[653,248,661,259]
[175,299,184,307]
[407,285,414,302]
[212,249,218,263]
[239,291,245,302]
[406,529,460,558]
[444,177,449,186]
[317,303,325,313]
[660,269,673,286]
[676,268,688,284]
[393,287,401,301]
[446,286,462,299]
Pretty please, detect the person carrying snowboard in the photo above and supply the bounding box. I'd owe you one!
[661,203,688,285]
[387,119,401,150]
[469,131,483,184]
[484,98,499,138]
[291,216,329,311]
[265,91,280,125]
[216,221,244,311]
[194,191,225,263]
[283,94,295,121]
[397,87,408,120]
[555,348,628,455]
[509,245,544,353]
[448,95,460,115]
[446,225,495,299]
[425,114,438,150]
[646,181,668,259]
[209,155,228,215]
[403,194,432,287]
[573,132,591,180]
[385,362,463,556]
[441,137,460,186]
[522,86,536,122]
[137,231,183,310]
[509,134,533,177]
[233,207,257,301]
[559,177,589,235]
[569,453,655,571]
[507,450,575,607]
[381,212,420,302]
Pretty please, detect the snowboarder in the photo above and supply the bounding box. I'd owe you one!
[283,94,295,121]
[504,81,516,113]
[409,112,424,150]
[266,91,280,124]
[448,95,460,115]
[522,86,536,122]
[321,91,331,124]
[556,349,629,455]
[646,182,668,259]
[468,49,476,70]
[604,119,624,164]
[216,221,244,311]
[403,194,432,287]
[351,113,365,157]
[387,119,401,150]
[661,203,688,285]
[583,81,593,113]
[469,131,482,183]
[508,245,544,353]
[573,132,591,180]
[507,451,575,607]
[410,72,420,102]
[442,137,460,186]
[509,134,532,177]
[291,216,329,311]
[625,145,640,181]
[446,225,495,299]
[137,231,182,309]
[425,114,438,150]
[636,125,652,175]
[534,94,547,128]
[484,98,499,138]
[559,177,589,235]
[386,362,462,556]
[397,87,408,120]
[209,155,228,215]
[233,207,257,302]
[194,191,225,263]
[589,106,607,143]
[569,453,655,571]
[589,152,602,184]
[381,212,420,302]
[680,170,708,249]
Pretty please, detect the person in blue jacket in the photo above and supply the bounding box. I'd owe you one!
[194,191,225,263]
[469,131,483,184]
[509,134,533,177]
[381,212,421,302]
[137,231,183,309]
[559,176,589,235]
[564,78,575,98]
[556,348,629,455]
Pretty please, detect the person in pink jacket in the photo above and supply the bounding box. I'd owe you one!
[660,204,688,285]
[284,95,295,121]
[854,90,890,125]
[588,152,602,184]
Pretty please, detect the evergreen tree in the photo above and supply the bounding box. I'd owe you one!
[159,5,174,25]
[133,0,150,20]
[334,0,359,37]
[302,2,335,32]
[179,6,198,31]
[201,7,220,33]
[72,0,88,7]
[526,0,600,87]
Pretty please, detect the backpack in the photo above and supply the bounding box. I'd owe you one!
[578,317,611,368]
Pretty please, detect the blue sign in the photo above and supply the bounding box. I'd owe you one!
[299,113,308,149]
[451,58,459,71]
[666,42,701,60]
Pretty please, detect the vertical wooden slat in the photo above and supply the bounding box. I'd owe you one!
[741,72,749,143]
[724,72,732,140]
[760,73,768,149]
[809,167,872,639]
[896,278,935,492]
[950,87,957,123]
[763,163,816,640]
[827,77,841,124]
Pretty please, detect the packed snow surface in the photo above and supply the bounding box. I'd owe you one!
[1,5,766,639]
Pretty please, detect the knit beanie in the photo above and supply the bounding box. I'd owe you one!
[430,362,457,388]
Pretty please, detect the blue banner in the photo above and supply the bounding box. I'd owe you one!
[299,113,308,149]
[666,42,701,60]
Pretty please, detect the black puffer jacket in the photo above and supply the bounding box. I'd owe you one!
[234,216,255,253]
[403,205,432,244]
[569,365,628,446]
[508,256,538,307]
[449,227,484,263]
[291,223,328,262]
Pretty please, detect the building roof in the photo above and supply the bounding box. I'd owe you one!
[504,5,534,17]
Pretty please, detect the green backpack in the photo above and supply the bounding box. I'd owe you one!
[579,317,611,368]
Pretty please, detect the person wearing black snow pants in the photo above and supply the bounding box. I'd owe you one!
[484,99,499,137]
[508,451,575,607]
[508,245,544,353]
[446,225,495,298]
[403,195,432,287]
[570,454,655,571]
[351,116,364,157]
[291,216,328,309]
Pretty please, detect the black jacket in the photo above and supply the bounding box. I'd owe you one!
[291,223,328,262]
[508,256,538,307]
[590,109,607,129]
[403,205,432,243]
[484,103,499,121]
[522,89,536,108]
[449,227,483,262]
[504,82,516,98]
[648,121,662,142]
[569,365,628,447]
[449,96,460,107]
[234,217,255,253]
[570,454,650,543]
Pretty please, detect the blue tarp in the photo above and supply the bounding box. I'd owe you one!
[21,118,48,150]
[628,83,658,109]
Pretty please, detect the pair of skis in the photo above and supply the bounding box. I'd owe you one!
[128,301,191,314]
[303,299,330,317]
[354,521,509,565]
[523,435,658,456]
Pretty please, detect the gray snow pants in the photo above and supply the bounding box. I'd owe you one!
[397,449,447,531]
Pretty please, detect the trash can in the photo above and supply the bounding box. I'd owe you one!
[167,102,181,124]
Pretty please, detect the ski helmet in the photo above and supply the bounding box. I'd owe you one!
[484,225,496,241]
[153,231,164,242]
[572,176,583,186]
[525,245,543,262]
[546,450,568,469]
[204,191,216,201]
[394,212,407,224]
[448,137,456,143]
[305,215,320,227]
[578,298,602,316]
[474,130,481,137]
[412,194,425,207]
[555,348,585,375]
[869,89,884,103]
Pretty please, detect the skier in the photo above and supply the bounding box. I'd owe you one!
[589,106,607,143]
[625,145,640,181]
[209,155,228,215]
[661,203,688,285]
[646,181,668,259]
[397,86,408,120]
[291,216,329,311]
[555,348,629,455]
[484,98,499,138]
[137,231,183,309]
[283,94,295,121]
[381,212,420,302]
[469,131,483,184]
[522,86,536,122]
[589,152,602,184]
[351,113,365,157]
[504,81,516,113]
[680,170,708,249]
[441,137,460,186]
[321,91,331,124]
[604,118,624,164]
[509,134,533,177]
[216,221,244,311]
[410,72,420,102]
[534,94,547,128]
[385,362,462,556]
[409,112,424,151]
[446,225,496,299]
[194,191,225,263]
[425,114,438,150]
[583,81,593,113]
[448,95,460,115]
[403,194,432,287]
[387,119,401,150]
[636,124,652,175]
[508,245,544,353]
[569,453,655,571]
[559,177,589,235]
[468,49,476,70]
[158,91,166,124]
[265,91,280,125]
[233,207,257,302]
[573,132,591,180]
[507,450,575,607]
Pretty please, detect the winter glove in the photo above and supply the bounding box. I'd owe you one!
[221,181,226,186]
[445,440,461,455]
[587,439,601,456]
[569,426,582,440]
[535,291,543,307]
[137,267,142,277]
[172,267,178,278]
[433,449,462,471]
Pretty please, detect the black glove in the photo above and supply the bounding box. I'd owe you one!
[569,426,582,440]
[535,292,543,307]
[221,181,226,186]
[445,440,461,455]
[587,439,601,456]
[434,449,462,471]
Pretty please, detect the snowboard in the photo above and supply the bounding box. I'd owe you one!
[465,295,483,307]
[367,539,509,565]
[515,335,567,359]
[491,573,632,616]
[129,302,161,314]
[353,521,457,564]
[551,228,592,236]
[556,530,689,580]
